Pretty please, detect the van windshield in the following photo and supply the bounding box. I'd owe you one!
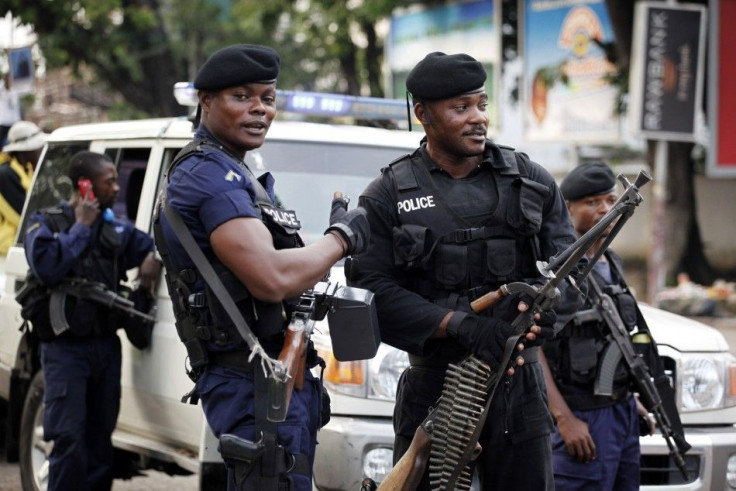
[245,140,414,244]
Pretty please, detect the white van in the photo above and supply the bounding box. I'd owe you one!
[1,98,736,490]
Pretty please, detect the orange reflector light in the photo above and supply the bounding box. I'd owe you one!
[729,364,736,396]
[320,350,364,385]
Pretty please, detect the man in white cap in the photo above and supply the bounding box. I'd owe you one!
[0,120,49,254]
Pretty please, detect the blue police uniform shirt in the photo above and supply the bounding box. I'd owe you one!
[162,125,278,272]
[25,202,153,285]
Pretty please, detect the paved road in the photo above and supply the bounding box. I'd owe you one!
[0,447,199,491]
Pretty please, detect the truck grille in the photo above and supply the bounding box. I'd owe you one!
[640,454,700,485]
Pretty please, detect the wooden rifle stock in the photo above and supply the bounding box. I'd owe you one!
[277,322,307,401]
[377,424,431,491]
[469,284,513,314]
[268,311,311,422]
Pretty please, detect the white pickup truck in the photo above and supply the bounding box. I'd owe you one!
[1,108,736,491]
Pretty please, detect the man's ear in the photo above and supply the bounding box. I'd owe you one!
[415,103,430,125]
[199,91,212,112]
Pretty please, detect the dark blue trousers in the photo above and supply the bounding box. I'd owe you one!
[41,336,122,491]
[552,397,640,490]
[199,364,321,491]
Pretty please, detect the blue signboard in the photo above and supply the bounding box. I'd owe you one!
[523,0,620,143]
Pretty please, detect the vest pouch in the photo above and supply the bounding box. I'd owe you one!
[433,243,467,288]
[568,337,598,384]
[204,264,256,344]
[119,286,156,349]
[510,177,548,236]
[392,224,429,269]
[485,238,515,278]
[612,291,638,331]
[16,276,55,341]
[251,299,286,338]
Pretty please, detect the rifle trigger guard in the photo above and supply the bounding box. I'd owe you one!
[501,282,538,298]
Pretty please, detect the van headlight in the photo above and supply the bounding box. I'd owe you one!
[314,337,408,401]
[680,353,736,411]
[367,344,410,400]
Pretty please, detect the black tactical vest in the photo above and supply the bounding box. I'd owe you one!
[387,143,549,302]
[154,139,304,380]
[544,252,639,409]
[28,205,121,338]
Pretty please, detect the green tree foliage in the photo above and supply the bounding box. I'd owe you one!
[4,0,189,116]
[3,0,413,117]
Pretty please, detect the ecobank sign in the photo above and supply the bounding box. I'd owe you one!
[628,2,706,141]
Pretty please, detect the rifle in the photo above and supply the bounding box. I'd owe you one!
[49,278,156,336]
[267,281,378,422]
[587,275,691,479]
[376,170,651,490]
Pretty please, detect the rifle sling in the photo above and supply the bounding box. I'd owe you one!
[162,199,264,356]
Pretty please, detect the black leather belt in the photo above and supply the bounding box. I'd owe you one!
[565,388,632,411]
[210,351,255,372]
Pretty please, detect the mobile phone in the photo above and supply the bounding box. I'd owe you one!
[77,178,95,200]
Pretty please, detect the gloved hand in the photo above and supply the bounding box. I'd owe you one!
[325,195,370,256]
[446,314,517,372]
[518,292,557,345]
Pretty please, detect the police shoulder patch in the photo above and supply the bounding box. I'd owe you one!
[224,170,242,182]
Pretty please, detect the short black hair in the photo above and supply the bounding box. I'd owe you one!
[69,151,113,190]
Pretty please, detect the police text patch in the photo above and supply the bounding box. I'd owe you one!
[261,204,301,229]
[397,195,435,214]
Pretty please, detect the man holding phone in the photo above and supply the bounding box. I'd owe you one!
[23,150,160,491]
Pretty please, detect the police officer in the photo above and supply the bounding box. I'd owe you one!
[540,162,658,490]
[153,44,369,491]
[349,52,579,490]
[24,150,161,490]
[0,121,49,254]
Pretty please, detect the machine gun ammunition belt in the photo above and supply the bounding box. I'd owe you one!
[429,356,492,491]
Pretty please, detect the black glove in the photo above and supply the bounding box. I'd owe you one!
[326,196,370,256]
[518,292,557,345]
[446,314,517,372]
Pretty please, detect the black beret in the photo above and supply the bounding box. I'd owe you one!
[560,162,617,201]
[406,52,487,100]
[194,44,280,90]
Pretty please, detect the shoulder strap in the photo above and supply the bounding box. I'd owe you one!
[388,154,417,192]
[514,151,531,178]
[160,197,269,362]
[166,139,204,181]
[168,138,273,210]
[497,145,523,177]
[41,207,74,234]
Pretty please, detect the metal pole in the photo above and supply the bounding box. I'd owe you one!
[647,139,668,305]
